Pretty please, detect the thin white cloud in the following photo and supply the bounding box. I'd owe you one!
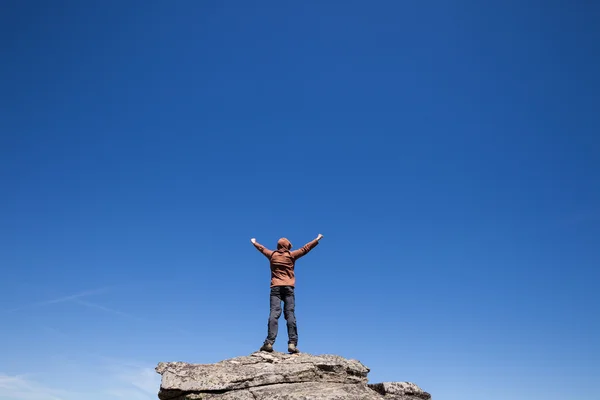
[70,300,194,337]
[114,366,159,395]
[0,363,160,400]
[104,388,155,400]
[99,359,160,399]
[4,287,112,313]
[71,299,137,319]
[0,374,68,400]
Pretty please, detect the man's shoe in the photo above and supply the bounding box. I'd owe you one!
[260,342,273,352]
[288,343,300,354]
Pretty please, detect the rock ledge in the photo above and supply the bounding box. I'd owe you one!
[156,351,431,400]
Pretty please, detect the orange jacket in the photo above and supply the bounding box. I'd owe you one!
[253,237,320,287]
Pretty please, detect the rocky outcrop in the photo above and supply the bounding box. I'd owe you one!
[369,382,432,399]
[156,351,431,400]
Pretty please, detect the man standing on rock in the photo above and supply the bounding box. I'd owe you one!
[251,234,324,354]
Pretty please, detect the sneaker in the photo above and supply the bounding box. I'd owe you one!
[260,342,273,352]
[288,343,300,354]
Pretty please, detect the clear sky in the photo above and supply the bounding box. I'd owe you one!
[1,1,599,399]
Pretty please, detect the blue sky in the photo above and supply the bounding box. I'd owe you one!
[1,1,599,399]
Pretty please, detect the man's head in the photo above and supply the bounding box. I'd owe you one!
[277,237,292,250]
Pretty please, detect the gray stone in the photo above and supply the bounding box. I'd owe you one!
[368,382,432,400]
[251,382,383,400]
[166,391,254,400]
[156,351,430,400]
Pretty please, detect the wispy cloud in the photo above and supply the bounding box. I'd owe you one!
[72,299,137,320]
[0,374,69,400]
[100,359,160,400]
[4,287,112,313]
[0,363,159,400]
[104,388,156,400]
[70,300,194,337]
[113,365,159,395]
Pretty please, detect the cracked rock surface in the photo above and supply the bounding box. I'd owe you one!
[156,351,430,400]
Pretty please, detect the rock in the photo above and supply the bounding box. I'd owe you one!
[250,382,383,400]
[369,382,432,399]
[156,351,430,400]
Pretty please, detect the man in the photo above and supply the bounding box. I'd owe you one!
[251,234,324,353]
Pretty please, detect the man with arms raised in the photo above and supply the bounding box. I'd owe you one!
[251,234,324,353]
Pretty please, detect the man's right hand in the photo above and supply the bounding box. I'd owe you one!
[251,238,257,244]
[317,234,324,241]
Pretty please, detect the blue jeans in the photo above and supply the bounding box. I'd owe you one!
[265,286,297,345]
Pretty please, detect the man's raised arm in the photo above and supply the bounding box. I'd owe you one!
[290,234,323,260]
[251,238,274,258]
